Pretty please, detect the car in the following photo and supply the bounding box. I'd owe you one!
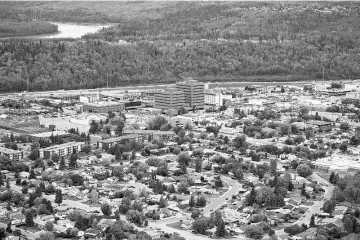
[174,232,180,236]
[155,227,161,230]
[226,198,229,200]
[210,209,214,212]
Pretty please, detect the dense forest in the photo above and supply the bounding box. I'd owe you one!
[0,21,58,38]
[0,2,360,92]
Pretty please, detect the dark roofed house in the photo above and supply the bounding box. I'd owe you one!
[84,228,102,238]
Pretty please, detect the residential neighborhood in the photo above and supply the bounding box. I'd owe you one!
[0,79,360,240]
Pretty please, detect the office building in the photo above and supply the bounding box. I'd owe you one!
[0,147,23,161]
[176,79,204,109]
[39,142,84,159]
[83,102,125,113]
[154,89,184,110]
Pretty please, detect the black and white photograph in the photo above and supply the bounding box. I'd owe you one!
[0,0,359,239]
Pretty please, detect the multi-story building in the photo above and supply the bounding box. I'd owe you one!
[154,89,184,110]
[0,146,23,161]
[83,102,125,113]
[39,142,85,159]
[101,134,137,151]
[176,79,204,109]
[123,129,175,142]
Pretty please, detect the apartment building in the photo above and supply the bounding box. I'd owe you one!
[154,89,184,110]
[123,129,175,142]
[176,79,204,109]
[0,146,23,161]
[39,142,85,159]
[101,134,137,151]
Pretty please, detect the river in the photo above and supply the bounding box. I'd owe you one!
[27,22,113,39]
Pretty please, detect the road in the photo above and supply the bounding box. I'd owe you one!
[145,176,242,240]
[294,173,334,226]
[275,173,334,237]
[5,79,359,98]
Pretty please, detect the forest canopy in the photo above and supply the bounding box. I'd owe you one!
[0,2,359,92]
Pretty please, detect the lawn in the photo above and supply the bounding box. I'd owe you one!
[167,221,184,231]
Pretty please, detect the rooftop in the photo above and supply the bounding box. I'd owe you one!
[0,146,22,154]
[84,101,124,107]
[123,129,175,135]
[41,141,84,151]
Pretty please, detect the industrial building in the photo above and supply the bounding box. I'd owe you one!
[154,89,184,110]
[176,79,204,109]
[83,102,125,113]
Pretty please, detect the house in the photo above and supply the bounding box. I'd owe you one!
[98,219,116,230]
[84,228,102,238]
[11,213,25,225]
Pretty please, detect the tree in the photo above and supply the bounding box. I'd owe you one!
[55,189,62,204]
[339,143,348,152]
[45,221,54,231]
[112,166,125,181]
[177,152,191,166]
[25,211,34,227]
[189,195,196,208]
[329,172,335,184]
[323,200,335,214]
[192,217,209,235]
[195,158,202,173]
[59,156,66,170]
[101,203,112,216]
[147,116,168,130]
[191,209,201,219]
[310,214,316,227]
[6,222,12,233]
[246,187,256,206]
[6,178,10,188]
[51,153,60,163]
[244,225,264,240]
[215,219,227,237]
[196,195,207,207]
[296,164,313,178]
[36,232,55,240]
[270,159,277,175]
[69,154,78,169]
[115,120,125,135]
[81,144,92,153]
[233,134,247,149]
[340,122,350,131]
[343,215,354,233]
[29,169,36,179]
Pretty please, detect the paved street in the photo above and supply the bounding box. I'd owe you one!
[275,173,334,237]
[146,176,242,240]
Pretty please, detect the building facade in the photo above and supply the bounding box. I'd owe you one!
[123,129,175,142]
[0,147,23,161]
[176,79,204,109]
[39,142,84,159]
[83,102,125,113]
[154,89,184,110]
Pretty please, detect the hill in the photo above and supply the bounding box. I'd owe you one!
[0,1,359,92]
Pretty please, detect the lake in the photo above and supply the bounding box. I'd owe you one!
[29,22,113,39]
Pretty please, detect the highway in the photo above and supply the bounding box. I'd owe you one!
[4,79,359,98]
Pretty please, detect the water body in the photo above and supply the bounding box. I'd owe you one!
[27,22,113,39]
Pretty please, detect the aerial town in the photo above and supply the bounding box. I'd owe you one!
[0,79,359,240]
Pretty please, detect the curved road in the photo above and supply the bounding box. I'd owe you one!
[145,176,242,240]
